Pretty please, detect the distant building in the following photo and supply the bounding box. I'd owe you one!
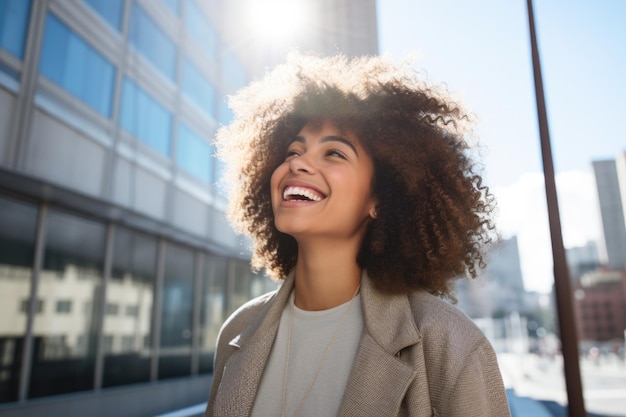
[457,236,529,318]
[592,155,626,270]
[574,269,626,343]
[567,240,601,283]
[0,0,377,415]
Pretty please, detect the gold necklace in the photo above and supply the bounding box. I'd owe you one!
[280,285,361,417]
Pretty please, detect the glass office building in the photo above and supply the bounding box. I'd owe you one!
[0,0,377,415]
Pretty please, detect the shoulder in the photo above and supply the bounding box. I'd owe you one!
[405,291,510,415]
[407,291,490,355]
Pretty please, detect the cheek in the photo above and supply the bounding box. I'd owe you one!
[270,164,287,201]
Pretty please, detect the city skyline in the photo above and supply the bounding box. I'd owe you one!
[378,0,626,293]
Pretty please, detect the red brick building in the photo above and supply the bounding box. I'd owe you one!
[574,270,626,342]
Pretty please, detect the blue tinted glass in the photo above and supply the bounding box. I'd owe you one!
[161,0,179,15]
[218,99,233,126]
[120,78,172,156]
[181,58,215,118]
[39,13,115,117]
[177,124,213,183]
[184,0,217,59]
[0,0,31,59]
[129,2,176,81]
[221,47,247,94]
[84,0,124,31]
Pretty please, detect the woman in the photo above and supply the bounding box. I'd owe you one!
[205,54,511,417]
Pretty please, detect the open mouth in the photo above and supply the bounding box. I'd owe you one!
[282,186,326,202]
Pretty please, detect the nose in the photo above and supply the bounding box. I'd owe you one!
[288,153,316,174]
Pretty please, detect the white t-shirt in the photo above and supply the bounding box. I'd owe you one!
[251,292,364,417]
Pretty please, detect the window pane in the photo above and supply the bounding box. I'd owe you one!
[0,196,38,404]
[184,0,217,59]
[84,0,123,31]
[218,98,233,127]
[198,254,226,374]
[28,211,105,398]
[181,58,215,118]
[103,227,157,387]
[221,47,247,95]
[129,2,176,81]
[120,77,172,156]
[39,13,115,117]
[176,123,214,183]
[161,0,179,15]
[227,260,253,317]
[158,243,194,379]
[0,0,31,59]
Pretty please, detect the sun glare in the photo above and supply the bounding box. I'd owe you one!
[245,0,307,43]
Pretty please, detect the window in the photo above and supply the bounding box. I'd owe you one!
[105,303,119,315]
[198,254,227,373]
[221,47,247,94]
[181,58,215,118]
[217,47,245,126]
[19,299,44,314]
[28,210,105,399]
[0,0,31,59]
[184,0,217,59]
[129,2,176,81]
[103,227,156,388]
[119,77,172,156]
[55,300,72,314]
[103,335,114,354]
[176,123,214,183]
[121,335,135,351]
[39,13,116,117]
[218,99,233,127]
[158,243,194,379]
[84,0,124,31]
[0,196,38,403]
[125,305,139,317]
[161,0,180,15]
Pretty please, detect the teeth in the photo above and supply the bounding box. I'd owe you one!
[283,186,323,202]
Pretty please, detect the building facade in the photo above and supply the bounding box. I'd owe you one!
[574,269,626,344]
[0,0,378,415]
[592,157,626,270]
[457,236,528,318]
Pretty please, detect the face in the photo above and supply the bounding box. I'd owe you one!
[270,120,377,243]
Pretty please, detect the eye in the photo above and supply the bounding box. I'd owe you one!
[284,149,300,160]
[326,149,347,159]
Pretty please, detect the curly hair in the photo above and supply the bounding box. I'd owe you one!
[216,53,496,297]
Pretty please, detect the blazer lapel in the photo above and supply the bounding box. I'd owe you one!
[212,274,295,416]
[339,272,424,417]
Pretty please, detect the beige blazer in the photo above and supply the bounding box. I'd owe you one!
[205,272,511,417]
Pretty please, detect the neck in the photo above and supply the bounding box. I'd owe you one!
[292,239,362,311]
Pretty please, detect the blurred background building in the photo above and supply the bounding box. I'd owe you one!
[592,152,626,271]
[0,0,377,415]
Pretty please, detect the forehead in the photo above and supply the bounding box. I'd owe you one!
[297,119,357,142]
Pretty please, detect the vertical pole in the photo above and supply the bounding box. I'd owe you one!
[526,1,586,415]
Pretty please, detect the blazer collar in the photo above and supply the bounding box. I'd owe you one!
[338,271,423,417]
[360,270,422,354]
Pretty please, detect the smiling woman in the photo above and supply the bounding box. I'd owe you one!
[205,53,510,417]
[244,0,308,42]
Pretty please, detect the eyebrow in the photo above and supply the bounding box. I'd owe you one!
[293,135,359,156]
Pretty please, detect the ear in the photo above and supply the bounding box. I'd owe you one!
[369,205,378,219]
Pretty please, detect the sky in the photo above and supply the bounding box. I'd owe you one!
[377,0,626,293]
